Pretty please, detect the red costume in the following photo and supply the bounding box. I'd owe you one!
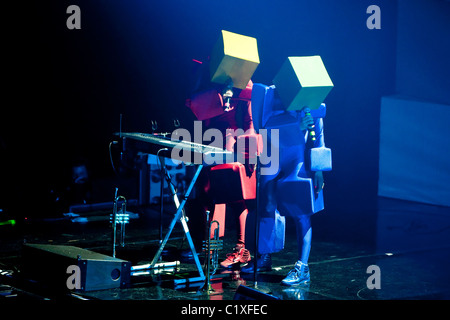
[186,61,258,267]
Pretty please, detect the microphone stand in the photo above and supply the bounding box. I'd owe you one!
[157,148,169,261]
[248,151,272,296]
[253,154,261,285]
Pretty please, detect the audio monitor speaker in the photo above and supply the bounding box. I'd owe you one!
[21,243,131,292]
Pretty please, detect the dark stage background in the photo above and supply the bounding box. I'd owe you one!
[2,1,449,247]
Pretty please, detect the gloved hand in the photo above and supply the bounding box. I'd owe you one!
[314,171,324,196]
[300,107,315,131]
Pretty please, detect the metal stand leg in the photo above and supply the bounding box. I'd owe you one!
[159,156,165,245]
[250,156,271,295]
[254,155,261,284]
[150,164,205,284]
[112,188,128,258]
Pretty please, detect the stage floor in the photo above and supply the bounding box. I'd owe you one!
[1,196,449,301]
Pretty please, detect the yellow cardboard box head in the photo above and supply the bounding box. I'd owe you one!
[210,30,260,90]
[273,56,333,110]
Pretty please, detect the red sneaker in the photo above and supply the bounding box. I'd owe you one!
[220,244,251,268]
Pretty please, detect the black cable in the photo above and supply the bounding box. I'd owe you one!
[156,148,178,193]
[109,141,119,176]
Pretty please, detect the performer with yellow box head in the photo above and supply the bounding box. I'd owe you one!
[242,55,333,287]
[186,30,262,269]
